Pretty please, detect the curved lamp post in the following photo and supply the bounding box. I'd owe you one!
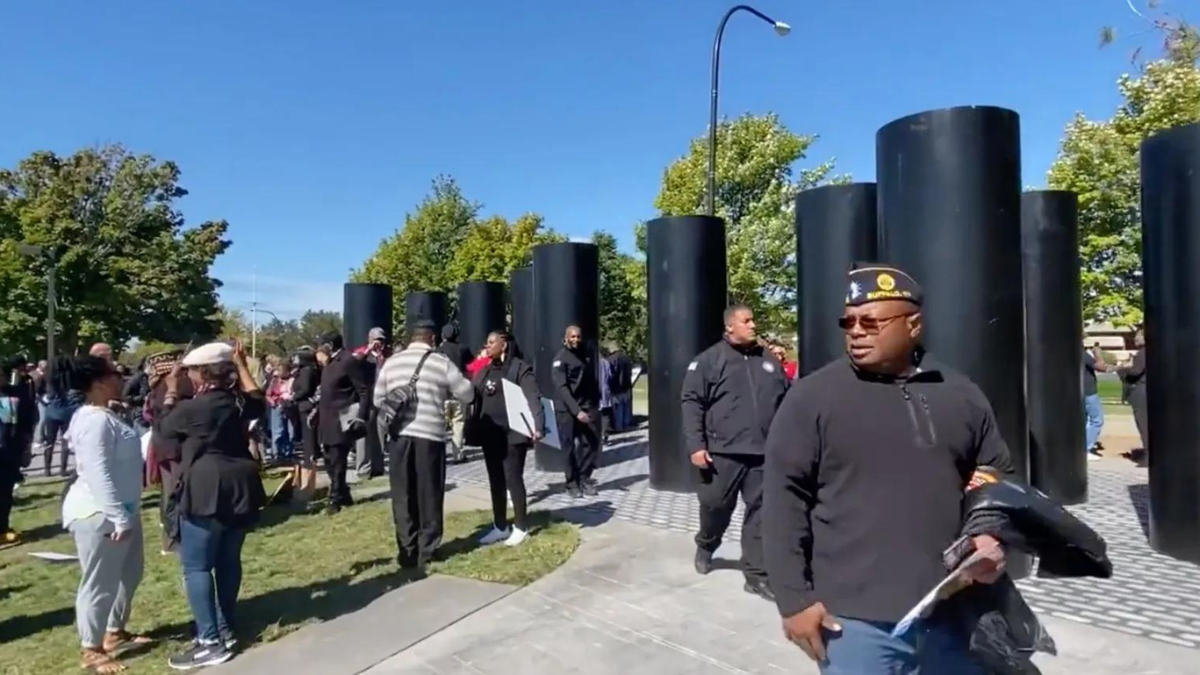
[707,5,791,216]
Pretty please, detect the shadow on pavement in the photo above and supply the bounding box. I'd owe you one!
[1128,482,1150,540]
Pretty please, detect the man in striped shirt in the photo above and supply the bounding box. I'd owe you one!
[373,320,474,570]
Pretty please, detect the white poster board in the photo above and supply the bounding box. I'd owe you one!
[631,366,643,387]
[500,381,562,450]
[540,398,561,449]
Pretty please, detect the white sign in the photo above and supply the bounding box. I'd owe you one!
[499,381,562,450]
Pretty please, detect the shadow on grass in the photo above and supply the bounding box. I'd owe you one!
[12,489,60,511]
[0,605,74,643]
[10,521,67,547]
[0,583,30,602]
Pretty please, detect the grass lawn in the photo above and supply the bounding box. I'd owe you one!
[1097,377,1131,416]
[0,475,578,675]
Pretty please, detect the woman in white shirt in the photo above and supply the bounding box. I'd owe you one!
[59,355,150,673]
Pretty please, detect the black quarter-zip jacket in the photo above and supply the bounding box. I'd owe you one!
[681,339,789,456]
[762,356,1013,624]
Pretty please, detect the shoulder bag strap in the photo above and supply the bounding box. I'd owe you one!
[410,351,433,386]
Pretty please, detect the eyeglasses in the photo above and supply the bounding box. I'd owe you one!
[837,313,914,335]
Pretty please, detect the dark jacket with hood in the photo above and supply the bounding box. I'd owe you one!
[437,324,473,373]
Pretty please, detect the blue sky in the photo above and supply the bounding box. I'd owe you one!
[1,1,1187,318]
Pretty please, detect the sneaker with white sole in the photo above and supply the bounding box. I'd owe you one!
[505,527,528,547]
[479,526,511,545]
[168,641,233,670]
[1087,453,1101,462]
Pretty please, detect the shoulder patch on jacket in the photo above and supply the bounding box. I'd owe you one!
[687,362,698,371]
[553,360,562,368]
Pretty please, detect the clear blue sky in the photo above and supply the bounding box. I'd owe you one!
[1,1,1186,319]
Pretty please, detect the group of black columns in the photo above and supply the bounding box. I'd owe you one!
[343,104,1200,565]
[344,242,603,471]
[649,105,1200,565]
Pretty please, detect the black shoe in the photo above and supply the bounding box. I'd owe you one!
[168,642,234,670]
[580,481,598,497]
[325,503,341,515]
[566,484,583,498]
[694,548,714,575]
[744,577,775,602]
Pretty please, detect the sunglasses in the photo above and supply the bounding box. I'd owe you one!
[837,313,914,335]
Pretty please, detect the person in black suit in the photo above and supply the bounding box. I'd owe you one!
[289,347,321,501]
[317,333,370,513]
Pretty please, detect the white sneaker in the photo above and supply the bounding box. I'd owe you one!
[1087,453,1101,462]
[479,526,510,545]
[505,527,528,547]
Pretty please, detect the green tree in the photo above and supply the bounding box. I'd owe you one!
[592,231,646,360]
[652,113,843,333]
[1047,58,1200,325]
[1101,1,1200,65]
[447,213,564,283]
[0,145,229,354]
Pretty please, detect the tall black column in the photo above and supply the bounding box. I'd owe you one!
[877,106,1029,486]
[532,243,599,471]
[647,216,726,492]
[343,283,394,348]
[796,184,878,376]
[457,281,506,356]
[1141,121,1200,563]
[1021,191,1086,505]
[509,267,536,362]
[405,292,448,333]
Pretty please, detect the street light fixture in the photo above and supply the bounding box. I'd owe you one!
[15,244,56,362]
[706,5,791,216]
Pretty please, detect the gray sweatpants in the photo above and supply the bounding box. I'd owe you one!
[70,514,144,648]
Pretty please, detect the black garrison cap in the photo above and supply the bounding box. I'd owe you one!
[845,263,923,307]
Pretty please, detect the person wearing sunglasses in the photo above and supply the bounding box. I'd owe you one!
[680,303,789,603]
[762,264,1013,674]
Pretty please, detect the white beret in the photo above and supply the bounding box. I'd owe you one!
[182,342,234,367]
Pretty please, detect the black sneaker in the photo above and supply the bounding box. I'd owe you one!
[694,548,714,575]
[566,484,583,499]
[743,577,776,602]
[168,641,233,670]
[580,481,598,497]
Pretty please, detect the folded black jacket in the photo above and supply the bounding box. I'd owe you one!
[942,480,1113,674]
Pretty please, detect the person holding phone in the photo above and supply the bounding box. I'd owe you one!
[60,355,152,673]
[680,304,789,602]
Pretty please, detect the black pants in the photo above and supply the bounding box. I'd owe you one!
[482,434,529,531]
[387,435,446,567]
[290,408,318,464]
[324,443,352,506]
[42,417,70,476]
[1129,385,1149,451]
[0,474,15,533]
[558,412,600,488]
[358,410,385,477]
[695,453,766,582]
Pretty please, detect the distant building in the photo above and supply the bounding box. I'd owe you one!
[1084,322,1135,360]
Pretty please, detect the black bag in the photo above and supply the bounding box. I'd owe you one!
[378,351,432,440]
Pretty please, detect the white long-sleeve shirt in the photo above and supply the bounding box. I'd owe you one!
[62,406,143,532]
[373,343,474,443]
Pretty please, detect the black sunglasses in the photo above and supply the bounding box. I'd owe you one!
[837,313,915,335]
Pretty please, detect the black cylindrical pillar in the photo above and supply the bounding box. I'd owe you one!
[405,292,449,333]
[343,283,394,348]
[1021,191,1086,504]
[457,281,506,356]
[509,267,536,363]
[796,184,878,376]
[877,106,1029,485]
[1141,122,1200,563]
[533,243,599,471]
[647,216,727,493]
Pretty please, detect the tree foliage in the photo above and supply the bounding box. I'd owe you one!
[354,176,564,335]
[651,113,843,334]
[592,231,646,360]
[1047,59,1200,326]
[0,145,229,356]
[1101,1,1200,65]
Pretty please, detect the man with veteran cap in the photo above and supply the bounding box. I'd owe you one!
[762,263,1013,673]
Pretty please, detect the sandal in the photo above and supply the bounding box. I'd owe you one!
[102,630,153,655]
[80,649,126,673]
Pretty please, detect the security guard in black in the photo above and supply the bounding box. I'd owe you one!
[762,265,1012,669]
[551,325,601,498]
[680,304,788,601]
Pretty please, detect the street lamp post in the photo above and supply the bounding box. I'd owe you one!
[16,244,56,363]
[706,5,791,216]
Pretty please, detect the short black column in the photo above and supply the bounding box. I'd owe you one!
[456,281,506,356]
[1141,121,1200,563]
[795,183,878,376]
[646,216,727,493]
[509,267,536,362]
[1021,191,1086,504]
[343,283,394,348]
[532,243,599,472]
[404,292,449,334]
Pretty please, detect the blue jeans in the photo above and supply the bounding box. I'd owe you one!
[821,617,982,674]
[270,407,294,460]
[613,394,633,432]
[1084,393,1104,452]
[180,516,246,643]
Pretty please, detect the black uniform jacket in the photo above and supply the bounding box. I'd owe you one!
[318,350,371,446]
[680,338,789,456]
[763,356,1014,623]
[472,356,544,446]
[551,347,599,417]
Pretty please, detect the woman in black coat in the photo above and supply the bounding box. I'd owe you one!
[1119,328,1149,457]
[472,332,543,547]
[288,348,321,501]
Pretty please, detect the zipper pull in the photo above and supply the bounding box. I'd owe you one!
[900,384,911,400]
